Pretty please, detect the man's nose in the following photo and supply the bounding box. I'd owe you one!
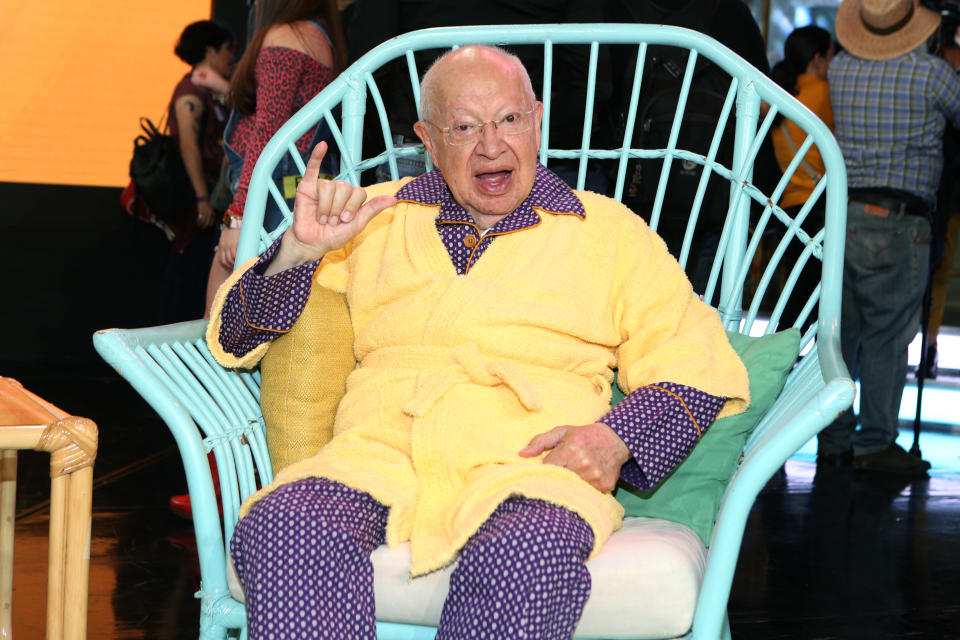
[475,121,506,155]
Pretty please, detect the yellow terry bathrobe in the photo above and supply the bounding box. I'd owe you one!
[237,180,750,577]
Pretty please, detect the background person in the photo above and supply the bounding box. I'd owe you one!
[770,25,835,330]
[820,0,960,474]
[158,20,234,324]
[604,0,782,293]
[204,0,348,316]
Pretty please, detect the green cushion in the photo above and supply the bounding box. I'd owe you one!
[614,328,801,545]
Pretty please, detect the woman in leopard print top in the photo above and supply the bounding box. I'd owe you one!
[205,0,347,314]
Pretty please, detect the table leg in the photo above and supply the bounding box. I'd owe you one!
[62,467,91,640]
[1,449,17,640]
[41,416,95,640]
[47,473,67,640]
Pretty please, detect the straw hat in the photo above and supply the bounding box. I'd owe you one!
[835,0,941,60]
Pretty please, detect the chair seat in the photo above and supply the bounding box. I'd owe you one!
[227,516,705,639]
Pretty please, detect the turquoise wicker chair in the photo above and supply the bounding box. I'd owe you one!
[93,24,854,640]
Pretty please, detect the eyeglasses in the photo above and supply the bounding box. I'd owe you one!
[428,109,536,146]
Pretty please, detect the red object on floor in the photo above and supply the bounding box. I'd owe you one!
[169,452,221,519]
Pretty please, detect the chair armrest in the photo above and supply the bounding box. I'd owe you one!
[93,322,269,621]
[691,344,854,638]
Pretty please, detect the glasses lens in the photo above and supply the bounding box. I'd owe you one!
[446,122,477,145]
[499,111,530,135]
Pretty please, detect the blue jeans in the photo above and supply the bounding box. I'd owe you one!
[819,201,931,456]
[375,141,427,183]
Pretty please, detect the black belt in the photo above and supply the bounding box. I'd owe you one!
[849,188,930,220]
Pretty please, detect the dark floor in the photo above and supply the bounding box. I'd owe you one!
[7,364,960,640]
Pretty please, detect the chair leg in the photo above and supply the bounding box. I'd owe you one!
[198,621,231,640]
[375,621,439,639]
[197,594,241,640]
[721,612,732,640]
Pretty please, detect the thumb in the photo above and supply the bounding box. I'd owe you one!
[353,195,397,227]
[519,426,568,458]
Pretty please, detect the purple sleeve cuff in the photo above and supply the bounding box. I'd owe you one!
[602,381,726,490]
[218,238,321,357]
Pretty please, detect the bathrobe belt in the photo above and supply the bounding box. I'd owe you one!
[400,343,543,417]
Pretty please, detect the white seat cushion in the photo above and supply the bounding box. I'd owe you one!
[227,516,705,639]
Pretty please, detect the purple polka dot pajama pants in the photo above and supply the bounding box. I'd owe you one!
[231,477,595,640]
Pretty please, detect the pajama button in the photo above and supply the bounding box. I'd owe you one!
[464,234,478,248]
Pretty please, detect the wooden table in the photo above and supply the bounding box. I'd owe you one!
[0,377,97,640]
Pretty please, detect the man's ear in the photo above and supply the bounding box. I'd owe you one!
[533,101,544,148]
[413,121,434,156]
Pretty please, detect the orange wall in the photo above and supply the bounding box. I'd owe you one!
[0,1,212,188]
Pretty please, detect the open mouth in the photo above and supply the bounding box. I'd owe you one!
[474,170,513,194]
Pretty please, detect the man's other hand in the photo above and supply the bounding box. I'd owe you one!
[519,423,631,493]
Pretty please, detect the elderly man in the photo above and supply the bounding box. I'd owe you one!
[212,45,749,640]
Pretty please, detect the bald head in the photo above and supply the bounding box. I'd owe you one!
[419,45,536,123]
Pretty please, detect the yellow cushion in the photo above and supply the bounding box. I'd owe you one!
[259,281,355,473]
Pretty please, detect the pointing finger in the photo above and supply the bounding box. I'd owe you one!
[303,141,328,184]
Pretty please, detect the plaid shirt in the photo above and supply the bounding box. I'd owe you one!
[828,49,960,205]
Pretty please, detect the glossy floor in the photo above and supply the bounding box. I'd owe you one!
[7,366,960,639]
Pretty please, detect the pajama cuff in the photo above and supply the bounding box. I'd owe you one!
[602,381,725,490]
[218,237,321,356]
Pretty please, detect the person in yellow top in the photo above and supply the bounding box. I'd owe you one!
[771,25,835,329]
[209,45,749,640]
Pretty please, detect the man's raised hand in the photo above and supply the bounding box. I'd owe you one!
[268,142,397,274]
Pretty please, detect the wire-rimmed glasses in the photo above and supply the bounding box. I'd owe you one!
[428,109,536,146]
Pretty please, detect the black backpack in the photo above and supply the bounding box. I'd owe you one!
[129,115,195,224]
[614,0,732,241]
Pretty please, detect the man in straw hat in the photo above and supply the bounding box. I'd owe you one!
[820,0,960,474]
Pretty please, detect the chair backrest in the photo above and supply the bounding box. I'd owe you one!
[237,24,847,348]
